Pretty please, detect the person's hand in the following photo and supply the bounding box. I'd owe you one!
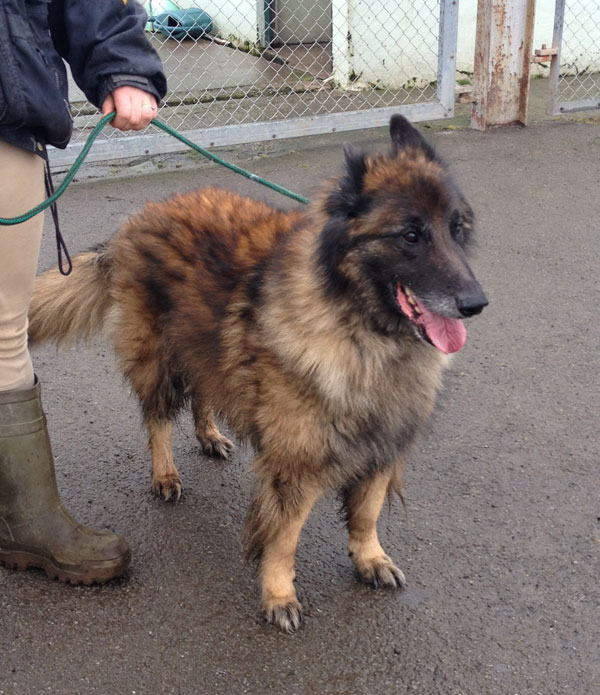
[101,86,158,131]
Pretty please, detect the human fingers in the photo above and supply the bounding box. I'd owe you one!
[110,87,134,130]
[133,91,158,130]
[101,93,116,123]
[116,87,157,131]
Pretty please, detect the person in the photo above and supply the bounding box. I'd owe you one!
[0,0,167,584]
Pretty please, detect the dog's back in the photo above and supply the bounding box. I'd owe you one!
[29,188,301,347]
[114,187,301,299]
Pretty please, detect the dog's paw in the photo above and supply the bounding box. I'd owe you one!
[196,430,235,460]
[353,554,407,590]
[263,597,303,633]
[151,473,183,503]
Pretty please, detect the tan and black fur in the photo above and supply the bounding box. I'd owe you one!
[29,116,487,632]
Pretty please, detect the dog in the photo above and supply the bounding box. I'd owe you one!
[28,115,487,631]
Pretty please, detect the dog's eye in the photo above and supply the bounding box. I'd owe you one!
[402,217,423,244]
[403,230,420,243]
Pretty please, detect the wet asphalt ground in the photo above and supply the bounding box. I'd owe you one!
[1,120,598,694]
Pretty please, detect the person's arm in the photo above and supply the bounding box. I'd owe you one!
[48,0,167,128]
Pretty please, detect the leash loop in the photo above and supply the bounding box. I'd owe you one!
[44,159,72,275]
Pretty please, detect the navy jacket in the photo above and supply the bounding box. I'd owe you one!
[0,0,167,151]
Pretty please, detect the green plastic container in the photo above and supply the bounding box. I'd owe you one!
[143,0,180,32]
[152,8,213,40]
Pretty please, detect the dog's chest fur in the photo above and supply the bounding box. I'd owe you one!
[247,241,449,481]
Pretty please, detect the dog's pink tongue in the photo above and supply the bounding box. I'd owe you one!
[417,303,466,354]
[396,287,467,354]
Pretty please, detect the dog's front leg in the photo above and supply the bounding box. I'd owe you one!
[191,400,234,459]
[146,417,182,502]
[244,469,321,633]
[343,468,406,589]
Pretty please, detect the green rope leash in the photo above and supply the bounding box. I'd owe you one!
[151,118,309,206]
[0,112,309,226]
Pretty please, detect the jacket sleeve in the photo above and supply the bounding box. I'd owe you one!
[48,0,167,108]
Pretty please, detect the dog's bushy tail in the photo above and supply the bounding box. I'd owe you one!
[28,246,113,348]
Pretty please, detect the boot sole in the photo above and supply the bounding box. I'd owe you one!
[0,548,131,585]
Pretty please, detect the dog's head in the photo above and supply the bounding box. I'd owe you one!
[317,114,487,354]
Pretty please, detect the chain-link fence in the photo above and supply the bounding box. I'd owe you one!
[56,0,458,165]
[549,0,600,113]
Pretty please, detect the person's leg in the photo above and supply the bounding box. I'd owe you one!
[0,141,44,391]
[0,141,130,583]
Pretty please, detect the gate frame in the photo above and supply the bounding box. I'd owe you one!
[49,0,459,169]
[548,0,600,115]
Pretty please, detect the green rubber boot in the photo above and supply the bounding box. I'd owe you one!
[0,379,130,584]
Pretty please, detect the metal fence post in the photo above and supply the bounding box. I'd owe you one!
[437,0,460,116]
[548,0,565,116]
[471,0,536,130]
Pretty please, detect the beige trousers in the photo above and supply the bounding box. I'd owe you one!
[0,141,45,392]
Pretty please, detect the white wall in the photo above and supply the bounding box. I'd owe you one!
[333,0,600,88]
[331,0,441,89]
[192,0,258,42]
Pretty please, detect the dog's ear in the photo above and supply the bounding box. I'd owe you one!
[389,114,438,162]
[325,143,370,218]
[342,142,367,194]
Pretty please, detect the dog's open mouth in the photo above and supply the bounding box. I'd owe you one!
[395,284,466,354]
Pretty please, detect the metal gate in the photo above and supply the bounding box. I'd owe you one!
[50,0,459,168]
[548,0,600,115]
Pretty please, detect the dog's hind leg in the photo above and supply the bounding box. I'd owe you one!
[146,417,182,502]
[343,469,406,589]
[191,400,234,460]
[111,305,184,501]
[244,467,321,632]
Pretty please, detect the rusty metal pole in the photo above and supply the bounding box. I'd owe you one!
[471,0,537,130]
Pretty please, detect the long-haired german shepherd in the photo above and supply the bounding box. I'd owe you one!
[29,116,487,631]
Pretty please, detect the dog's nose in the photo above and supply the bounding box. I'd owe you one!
[456,290,488,317]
